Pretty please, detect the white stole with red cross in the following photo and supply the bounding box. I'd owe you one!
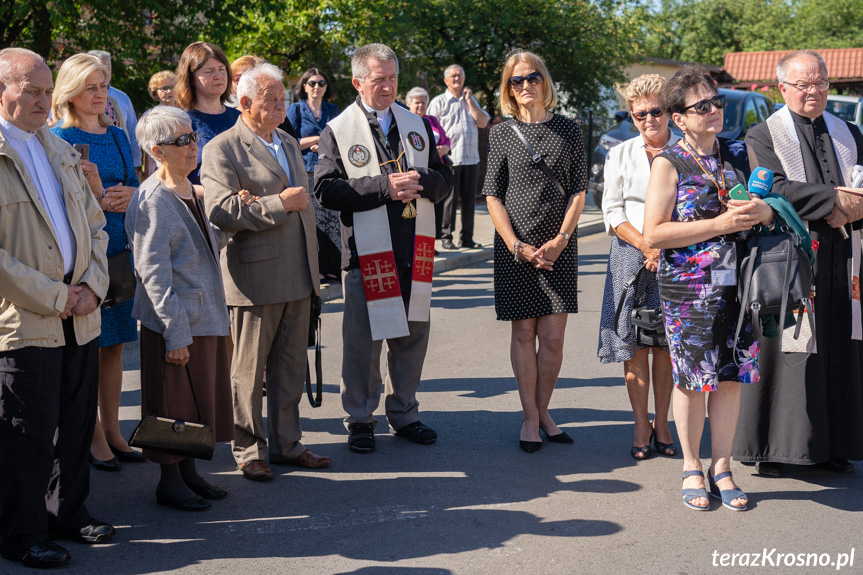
[329,102,434,341]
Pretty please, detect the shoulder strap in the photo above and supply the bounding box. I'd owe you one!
[507,120,567,200]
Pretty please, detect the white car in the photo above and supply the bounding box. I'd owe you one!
[826,94,863,127]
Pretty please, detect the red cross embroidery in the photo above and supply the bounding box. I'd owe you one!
[412,236,435,283]
[359,252,401,301]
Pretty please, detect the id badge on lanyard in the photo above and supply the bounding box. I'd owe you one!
[711,239,737,287]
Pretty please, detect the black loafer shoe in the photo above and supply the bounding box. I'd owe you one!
[824,458,855,473]
[155,483,211,511]
[756,461,785,477]
[188,483,228,500]
[1,539,70,568]
[110,444,146,463]
[393,421,437,445]
[459,240,483,249]
[348,423,376,453]
[441,239,457,250]
[89,454,121,472]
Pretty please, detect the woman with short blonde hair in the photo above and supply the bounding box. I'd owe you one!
[147,70,176,106]
[52,54,111,128]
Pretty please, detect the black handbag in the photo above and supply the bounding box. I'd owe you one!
[128,364,216,460]
[103,248,136,308]
[305,294,323,408]
[614,263,667,348]
[734,227,815,364]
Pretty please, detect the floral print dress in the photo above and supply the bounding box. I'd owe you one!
[657,139,759,391]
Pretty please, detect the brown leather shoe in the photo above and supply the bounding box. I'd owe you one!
[281,450,333,469]
[239,459,274,481]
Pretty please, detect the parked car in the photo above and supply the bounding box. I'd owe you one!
[588,88,774,207]
[826,94,863,127]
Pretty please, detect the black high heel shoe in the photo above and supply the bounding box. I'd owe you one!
[540,425,574,444]
[110,444,147,463]
[519,439,542,453]
[89,453,121,472]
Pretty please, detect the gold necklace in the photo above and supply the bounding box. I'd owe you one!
[157,176,193,200]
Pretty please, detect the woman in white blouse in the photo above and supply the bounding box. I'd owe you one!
[597,74,679,460]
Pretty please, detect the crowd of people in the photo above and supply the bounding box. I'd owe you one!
[0,39,861,569]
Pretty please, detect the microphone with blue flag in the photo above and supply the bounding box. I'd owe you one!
[748,167,774,197]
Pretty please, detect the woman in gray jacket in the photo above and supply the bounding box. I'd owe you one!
[126,106,233,511]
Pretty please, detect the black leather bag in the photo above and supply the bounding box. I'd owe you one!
[614,264,667,348]
[128,365,215,460]
[305,294,322,408]
[103,249,136,309]
[734,229,815,364]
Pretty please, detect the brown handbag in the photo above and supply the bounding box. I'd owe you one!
[128,364,215,460]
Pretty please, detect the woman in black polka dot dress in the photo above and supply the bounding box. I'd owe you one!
[484,50,588,453]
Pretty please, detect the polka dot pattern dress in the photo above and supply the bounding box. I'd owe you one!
[482,115,588,321]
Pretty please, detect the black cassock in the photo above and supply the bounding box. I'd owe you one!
[735,110,863,464]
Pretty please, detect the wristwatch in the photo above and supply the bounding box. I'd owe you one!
[558,232,571,241]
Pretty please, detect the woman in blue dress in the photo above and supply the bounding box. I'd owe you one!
[52,53,142,470]
[287,68,341,280]
[644,66,774,511]
[174,42,240,192]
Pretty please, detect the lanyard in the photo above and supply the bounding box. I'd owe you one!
[681,138,727,203]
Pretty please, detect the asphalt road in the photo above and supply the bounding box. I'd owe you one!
[21,232,862,575]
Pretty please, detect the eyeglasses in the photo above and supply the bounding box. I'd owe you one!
[159,131,199,147]
[631,107,663,121]
[156,85,174,93]
[784,80,829,93]
[508,71,543,89]
[683,94,726,115]
[306,80,327,88]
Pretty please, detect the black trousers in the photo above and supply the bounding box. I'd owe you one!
[440,163,479,243]
[0,319,99,555]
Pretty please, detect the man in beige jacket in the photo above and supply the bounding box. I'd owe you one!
[203,63,330,482]
[0,48,112,569]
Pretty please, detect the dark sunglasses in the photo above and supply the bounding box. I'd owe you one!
[306,80,327,88]
[159,131,199,147]
[632,107,664,121]
[508,71,543,89]
[683,94,726,115]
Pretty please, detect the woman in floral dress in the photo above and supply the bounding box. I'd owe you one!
[643,66,774,511]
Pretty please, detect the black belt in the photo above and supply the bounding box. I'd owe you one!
[63,272,74,284]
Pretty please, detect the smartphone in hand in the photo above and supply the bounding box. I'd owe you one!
[728,183,750,201]
[73,144,90,161]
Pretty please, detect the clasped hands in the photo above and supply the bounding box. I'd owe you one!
[827,187,863,229]
[61,283,99,319]
[388,171,423,203]
[80,160,133,212]
[716,198,774,235]
[515,235,569,271]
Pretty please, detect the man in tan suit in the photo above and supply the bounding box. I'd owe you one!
[203,63,331,481]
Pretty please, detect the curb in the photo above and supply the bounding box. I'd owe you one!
[320,219,607,302]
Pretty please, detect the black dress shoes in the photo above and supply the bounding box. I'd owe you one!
[188,483,228,500]
[89,453,121,472]
[50,519,115,544]
[540,426,574,444]
[1,539,70,568]
[519,440,542,453]
[156,483,211,511]
[756,461,785,477]
[110,444,146,463]
[441,239,457,250]
[348,423,376,453]
[460,240,483,249]
[823,458,855,473]
[393,421,437,445]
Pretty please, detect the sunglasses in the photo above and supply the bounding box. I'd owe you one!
[508,71,543,89]
[683,94,726,115]
[159,131,199,147]
[306,80,327,88]
[632,107,663,121]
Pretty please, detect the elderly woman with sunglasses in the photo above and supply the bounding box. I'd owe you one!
[125,106,234,511]
[484,50,587,453]
[597,74,679,461]
[643,66,774,511]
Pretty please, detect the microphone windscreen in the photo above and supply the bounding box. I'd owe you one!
[748,167,774,197]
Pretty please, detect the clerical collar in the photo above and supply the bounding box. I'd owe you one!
[789,109,818,125]
[0,115,37,141]
[359,99,392,126]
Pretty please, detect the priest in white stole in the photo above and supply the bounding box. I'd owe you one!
[315,44,452,453]
[734,50,863,476]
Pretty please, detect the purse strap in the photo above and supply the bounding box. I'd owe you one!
[108,127,130,186]
[148,354,205,423]
[614,263,650,339]
[305,315,322,408]
[506,120,568,201]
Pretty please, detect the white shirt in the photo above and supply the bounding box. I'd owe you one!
[427,90,489,166]
[109,86,141,168]
[255,131,293,185]
[602,133,679,235]
[360,99,393,135]
[0,116,77,274]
